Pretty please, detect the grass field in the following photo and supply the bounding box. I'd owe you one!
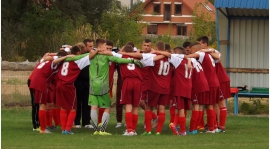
[1,107,269,149]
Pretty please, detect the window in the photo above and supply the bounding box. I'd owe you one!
[177,26,187,36]
[153,4,160,14]
[147,25,157,34]
[175,4,182,15]
[164,4,171,21]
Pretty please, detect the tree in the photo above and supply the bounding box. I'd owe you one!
[98,2,145,47]
[190,1,217,47]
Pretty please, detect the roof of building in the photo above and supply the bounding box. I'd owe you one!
[215,0,269,9]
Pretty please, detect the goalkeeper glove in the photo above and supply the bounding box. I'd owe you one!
[131,59,143,68]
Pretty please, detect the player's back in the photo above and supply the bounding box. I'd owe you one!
[173,58,192,97]
[197,52,219,87]
[120,55,142,81]
[148,56,173,94]
[215,62,230,83]
[30,60,54,91]
[191,59,209,93]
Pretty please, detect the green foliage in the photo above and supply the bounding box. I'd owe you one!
[240,100,269,115]
[191,1,216,47]
[98,2,145,47]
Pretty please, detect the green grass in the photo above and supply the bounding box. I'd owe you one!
[1,107,269,149]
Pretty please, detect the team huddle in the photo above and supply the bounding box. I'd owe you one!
[28,36,230,136]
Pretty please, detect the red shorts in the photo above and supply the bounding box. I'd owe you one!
[140,90,148,101]
[49,88,56,104]
[219,81,231,99]
[209,86,220,104]
[191,91,209,105]
[146,90,170,107]
[174,96,190,110]
[120,78,141,106]
[34,89,48,104]
[55,81,77,110]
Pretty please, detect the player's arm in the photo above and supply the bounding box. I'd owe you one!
[153,55,165,61]
[89,49,100,60]
[186,53,200,59]
[42,56,54,61]
[119,52,143,59]
[53,55,75,65]
[108,56,143,68]
[65,53,89,62]
[153,51,171,58]
[199,48,220,60]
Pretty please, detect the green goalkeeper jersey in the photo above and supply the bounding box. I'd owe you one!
[89,54,132,95]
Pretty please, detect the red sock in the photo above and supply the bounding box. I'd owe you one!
[178,117,186,133]
[98,108,105,124]
[219,107,227,130]
[56,108,61,126]
[52,109,59,126]
[196,111,203,128]
[132,114,138,131]
[200,110,205,127]
[152,112,157,120]
[206,109,215,131]
[60,109,67,131]
[125,112,133,132]
[169,107,175,123]
[145,111,152,132]
[65,111,76,131]
[156,113,165,133]
[39,110,47,131]
[173,112,178,125]
[189,110,199,131]
[46,109,53,127]
[214,112,218,129]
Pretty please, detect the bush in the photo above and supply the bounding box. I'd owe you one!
[240,99,269,115]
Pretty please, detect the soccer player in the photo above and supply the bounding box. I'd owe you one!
[120,39,159,128]
[54,45,98,134]
[111,45,143,136]
[153,47,192,136]
[30,51,68,134]
[186,42,220,133]
[187,43,210,134]
[73,41,93,129]
[197,36,230,132]
[141,41,173,135]
[88,38,142,135]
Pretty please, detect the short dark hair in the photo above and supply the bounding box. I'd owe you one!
[56,50,68,57]
[106,40,114,47]
[123,45,134,53]
[197,36,209,45]
[71,46,81,55]
[144,39,151,43]
[165,43,171,51]
[155,41,165,51]
[83,39,93,46]
[182,41,191,48]
[126,41,135,48]
[173,47,186,54]
[96,38,106,47]
[190,42,201,48]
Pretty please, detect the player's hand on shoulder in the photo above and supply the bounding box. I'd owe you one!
[66,54,75,58]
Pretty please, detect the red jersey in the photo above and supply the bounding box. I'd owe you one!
[197,52,219,87]
[191,58,210,94]
[142,54,173,94]
[140,66,150,92]
[57,56,90,85]
[30,60,55,92]
[120,55,142,81]
[215,62,230,83]
[169,54,192,98]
